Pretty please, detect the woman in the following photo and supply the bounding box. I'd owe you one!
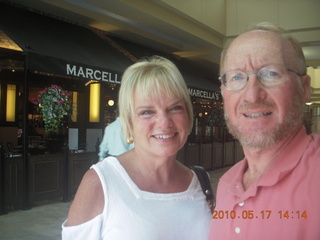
[62,56,212,239]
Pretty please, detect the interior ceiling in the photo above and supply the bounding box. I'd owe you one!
[3,0,320,79]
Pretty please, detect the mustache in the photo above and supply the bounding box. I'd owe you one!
[238,102,275,112]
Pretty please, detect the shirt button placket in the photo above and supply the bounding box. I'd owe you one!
[233,201,244,235]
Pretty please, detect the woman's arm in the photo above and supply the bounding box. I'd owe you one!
[65,169,104,226]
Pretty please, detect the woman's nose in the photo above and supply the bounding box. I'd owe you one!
[157,112,173,127]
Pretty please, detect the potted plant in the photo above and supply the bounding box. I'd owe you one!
[31,84,71,134]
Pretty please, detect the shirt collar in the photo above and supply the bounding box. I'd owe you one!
[258,126,311,187]
[227,126,311,198]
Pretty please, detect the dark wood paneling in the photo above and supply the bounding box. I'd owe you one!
[33,161,59,193]
[201,143,213,170]
[186,143,200,166]
[176,144,186,164]
[213,142,223,168]
[235,142,244,163]
[69,152,95,196]
[29,154,63,203]
[224,142,234,166]
[5,157,23,211]
[3,140,242,211]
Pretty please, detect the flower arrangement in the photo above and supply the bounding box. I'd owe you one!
[31,84,71,134]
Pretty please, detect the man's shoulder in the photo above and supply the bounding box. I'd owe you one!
[304,133,320,163]
[310,133,320,147]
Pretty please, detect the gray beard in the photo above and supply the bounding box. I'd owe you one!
[225,95,304,150]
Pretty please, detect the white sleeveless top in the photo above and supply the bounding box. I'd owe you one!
[62,157,211,240]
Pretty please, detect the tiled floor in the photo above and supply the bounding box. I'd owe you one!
[0,167,230,240]
[0,201,71,240]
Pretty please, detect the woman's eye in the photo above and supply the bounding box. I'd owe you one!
[170,105,183,111]
[140,110,153,115]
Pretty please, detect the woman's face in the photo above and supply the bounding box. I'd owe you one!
[131,91,189,159]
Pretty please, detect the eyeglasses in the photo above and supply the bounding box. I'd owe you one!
[219,65,303,91]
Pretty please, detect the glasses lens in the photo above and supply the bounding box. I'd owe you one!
[258,66,286,86]
[224,70,247,91]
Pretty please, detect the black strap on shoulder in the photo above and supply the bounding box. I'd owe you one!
[189,165,215,212]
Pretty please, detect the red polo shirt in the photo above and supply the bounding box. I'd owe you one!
[209,127,320,240]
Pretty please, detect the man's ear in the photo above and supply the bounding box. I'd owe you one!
[301,74,311,103]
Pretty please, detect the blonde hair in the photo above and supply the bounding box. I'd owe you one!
[220,22,307,76]
[118,55,193,142]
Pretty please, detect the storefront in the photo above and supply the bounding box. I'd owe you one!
[0,3,134,212]
[176,86,243,170]
[0,3,243,213]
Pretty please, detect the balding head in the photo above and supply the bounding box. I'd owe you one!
[220,23,306,76]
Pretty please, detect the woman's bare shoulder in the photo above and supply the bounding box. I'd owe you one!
[65,168,104,226]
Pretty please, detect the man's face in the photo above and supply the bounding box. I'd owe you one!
[221,30,310,149]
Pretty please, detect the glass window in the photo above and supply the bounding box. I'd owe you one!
[6,84,16,122]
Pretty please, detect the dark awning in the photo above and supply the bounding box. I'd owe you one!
[0,3,134,83]
[108,36,220,95]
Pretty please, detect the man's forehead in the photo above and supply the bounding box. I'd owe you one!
[229,30,284,51]
[224,30,292,67]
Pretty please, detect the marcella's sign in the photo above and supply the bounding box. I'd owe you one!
[65,64,221,101]
[66,64,120,83]
[188,87,221,101]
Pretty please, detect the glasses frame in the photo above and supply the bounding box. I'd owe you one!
[219,65,304,91]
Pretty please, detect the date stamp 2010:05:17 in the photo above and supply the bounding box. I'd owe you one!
[212,210,307,220]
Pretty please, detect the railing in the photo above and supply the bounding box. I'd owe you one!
[1,135,242,212]
[177,139,243,170]
[1,140,99,213]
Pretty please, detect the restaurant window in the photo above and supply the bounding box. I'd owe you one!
[28,86,45,135]
[190,97,225,142]
[103,83,119,126]
[89,83,100,122]
[6,84,16,122]
[71,91,78,122]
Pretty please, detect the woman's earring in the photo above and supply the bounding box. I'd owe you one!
[126,136,134,144]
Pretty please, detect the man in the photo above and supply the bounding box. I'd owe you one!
[209,22,320,239]
[98,116,134,160]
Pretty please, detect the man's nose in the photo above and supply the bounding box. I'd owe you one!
[242,74,267,102]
